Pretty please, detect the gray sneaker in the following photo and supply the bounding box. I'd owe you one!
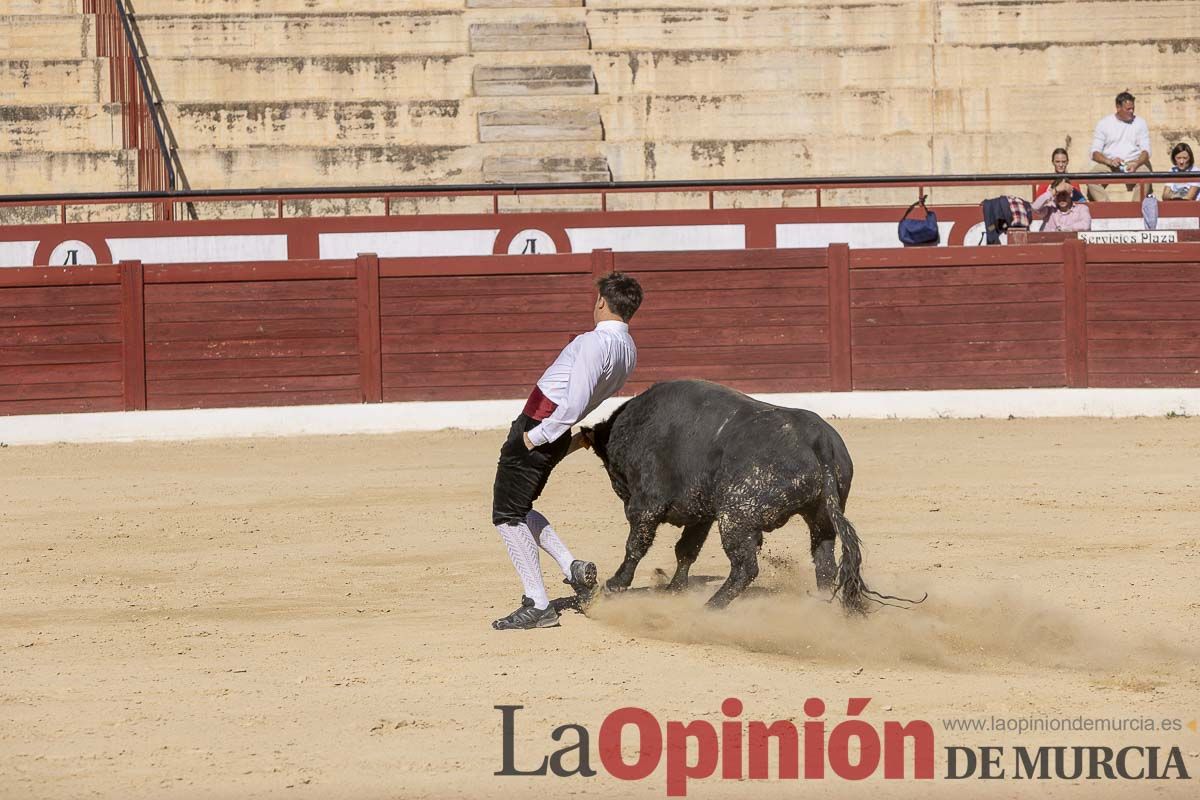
[564,560,598,607]
[492,596,560,630]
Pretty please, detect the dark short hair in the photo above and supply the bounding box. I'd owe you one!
[1171,142,1195,169]
[597,271,643,322]
[1051,147,1069,160]
[1115,91,1135,106]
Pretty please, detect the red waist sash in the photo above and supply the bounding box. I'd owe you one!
[522,387,558,421]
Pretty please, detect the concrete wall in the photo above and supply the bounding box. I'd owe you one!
[2,1,1200,194]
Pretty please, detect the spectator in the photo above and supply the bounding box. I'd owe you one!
[1035,148,1086,203]
[1088,91,1152,202]
[1033,180,1092,231]
[1161,142,1200,201]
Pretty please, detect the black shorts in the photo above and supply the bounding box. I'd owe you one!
[491,414,573,526]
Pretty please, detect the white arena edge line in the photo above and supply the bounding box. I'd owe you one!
[1,389,1197,446]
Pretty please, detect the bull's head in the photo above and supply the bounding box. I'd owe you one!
[579,400,626,469]
[578,423,608,467]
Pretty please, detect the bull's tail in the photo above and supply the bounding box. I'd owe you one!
[823,469,868,616]
[822,468,927,616]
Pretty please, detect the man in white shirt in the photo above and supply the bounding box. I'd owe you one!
[491,271,643,630]
[1088,91,1153,202]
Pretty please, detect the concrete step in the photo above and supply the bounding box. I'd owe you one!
[8,0,82,12]
[478,109,601,142]
[934,40,1200,88]
[0,14,95,58]
[583,0,912,6]
[473,64,595,96]
[147,55,476,102]
[177,144,478,188]
[0,103,123,153]
[144,47,932,104]
[133,13,467,57]
[469,22,589,52]
[163,97,608,148]
[128,0,465,12]
[624,87,1200,141]
[939,0,1200,44]
[0,59,108,104]
[165,100,476,148]
[496,193,602,214]
[1,150,136,194]
[586,6,931,50]
[467,1,582,8]
[482,154,610,183]
[591,46,937,95]
[175,142,632,188]
[633,131,1143,182]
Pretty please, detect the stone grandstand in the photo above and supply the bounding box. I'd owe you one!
[3,0,1199,214]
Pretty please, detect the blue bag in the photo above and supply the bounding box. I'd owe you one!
[898,195,940,247]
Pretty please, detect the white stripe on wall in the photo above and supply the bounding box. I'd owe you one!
[108,235,289,264]
[566,225,744,252]
[777,222,956,249]
[0,241,39,268]
[318,230,500,259]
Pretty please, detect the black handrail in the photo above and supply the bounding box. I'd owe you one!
[115,0,176,191]
[0,171,1180,205]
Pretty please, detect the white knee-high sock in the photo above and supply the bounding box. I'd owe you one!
[496,522,549,609]
[526,510,576,577]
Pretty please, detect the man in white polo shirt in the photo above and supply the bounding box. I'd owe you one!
[1088,90,1153,202]
[490,271,643,630]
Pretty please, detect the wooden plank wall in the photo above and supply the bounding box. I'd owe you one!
[1085,243,1200,388]
[2,242,1200,418]
[141,261,363,409]
[613,248,834,394]
[849,247,1069,390]
[378,254,595,402]
[0,265,125,415]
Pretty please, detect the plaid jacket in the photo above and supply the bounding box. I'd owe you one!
[1007,196,1033,228]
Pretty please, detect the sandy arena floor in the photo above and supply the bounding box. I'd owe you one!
[1,417,1199,799]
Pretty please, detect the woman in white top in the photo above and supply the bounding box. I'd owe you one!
[1162,143,1200,201]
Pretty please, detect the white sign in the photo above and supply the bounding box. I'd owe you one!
[506,229,557,255]
[1079,230,1178,245]
[48,240,98,266]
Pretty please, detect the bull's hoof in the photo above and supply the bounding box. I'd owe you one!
[704,595,733,610]
[603,579,629,594]
[662,580,688,594]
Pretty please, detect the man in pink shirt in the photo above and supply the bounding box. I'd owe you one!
[1034,181,1092,232]
[491,271,644,630]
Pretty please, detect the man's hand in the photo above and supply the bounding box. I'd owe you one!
[523,431,535,450]
[1110,156,1124,168]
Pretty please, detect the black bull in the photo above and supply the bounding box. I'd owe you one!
[582,380,869,614]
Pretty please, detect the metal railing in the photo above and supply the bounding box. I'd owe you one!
[0,172,1180,226]
[84,0,176,216]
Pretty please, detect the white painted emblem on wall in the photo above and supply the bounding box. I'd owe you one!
[48,240,98,266]
[507,229,557,255]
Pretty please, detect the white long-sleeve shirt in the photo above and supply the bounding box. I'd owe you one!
[526,320,637,447]
[1091,113,1151,163]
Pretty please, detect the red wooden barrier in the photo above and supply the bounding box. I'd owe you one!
[141,259,360,409]
[1,243,1199,417]
[613,248,833,395]
[356,253,383,403]
[0,265,124,415]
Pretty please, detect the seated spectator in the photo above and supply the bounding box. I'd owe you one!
[1161,142,1200,201]
[1088,90,1152,202]
[1033,180,1092,231]
[1035,148,1086,202]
